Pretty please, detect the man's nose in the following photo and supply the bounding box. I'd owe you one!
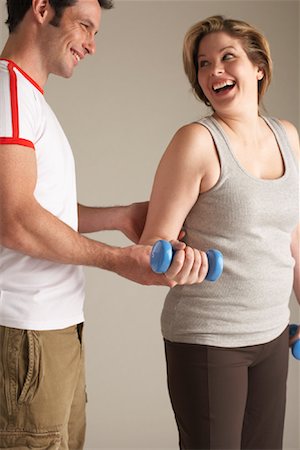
[84,36,96,55]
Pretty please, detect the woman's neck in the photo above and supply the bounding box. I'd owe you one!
[213,109,263,144]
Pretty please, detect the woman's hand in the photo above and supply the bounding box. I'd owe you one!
[165,240,209,285]
[289,324,300,347]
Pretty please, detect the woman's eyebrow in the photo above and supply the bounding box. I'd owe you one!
[198,46,237,58]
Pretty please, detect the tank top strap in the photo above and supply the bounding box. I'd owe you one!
[261,116,298,170]
[196,116,238,176]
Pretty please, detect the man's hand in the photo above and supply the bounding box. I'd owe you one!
[121,202,149,243]
[113,244,174,286]
[114,241,209,287]
[121,203,186,244]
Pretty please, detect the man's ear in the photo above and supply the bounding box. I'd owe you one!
[31,0,51,24]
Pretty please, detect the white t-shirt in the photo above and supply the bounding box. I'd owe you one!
[0,59,85,330]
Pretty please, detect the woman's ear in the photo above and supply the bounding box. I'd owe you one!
[257,68,264,81]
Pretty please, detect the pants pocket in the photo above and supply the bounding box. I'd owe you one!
[0,430,61,449]
[18,331,43,406]
[3,328,43,415]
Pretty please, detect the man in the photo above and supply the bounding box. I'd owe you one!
[0,0,207,448]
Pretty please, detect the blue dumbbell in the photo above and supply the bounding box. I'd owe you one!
[150,239,223,282]
[289,324,300,360]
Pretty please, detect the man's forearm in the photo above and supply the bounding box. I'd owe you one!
[0,199,174,286]
[77,201,149,244]
[77,203,127,234]
[1,200,120,269]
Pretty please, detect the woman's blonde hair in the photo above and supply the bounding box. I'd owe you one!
[183,15,273,106]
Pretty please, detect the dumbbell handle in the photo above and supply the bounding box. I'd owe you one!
[289,324,300,360]
[150,240,223,282]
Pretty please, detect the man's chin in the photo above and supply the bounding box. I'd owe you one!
[52,67,74,79]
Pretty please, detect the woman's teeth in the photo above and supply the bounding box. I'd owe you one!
[213,81,235,93]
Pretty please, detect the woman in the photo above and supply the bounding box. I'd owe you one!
[140,16,300,450]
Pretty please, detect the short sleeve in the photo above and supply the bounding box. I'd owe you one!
[0,61,37,149]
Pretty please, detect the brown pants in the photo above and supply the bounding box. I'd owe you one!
[0,324,86,450]
[165,327,289,450]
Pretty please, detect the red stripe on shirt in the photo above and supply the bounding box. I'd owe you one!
[0,137,35,149]
[0,59,44,94]
[7,62,19,139]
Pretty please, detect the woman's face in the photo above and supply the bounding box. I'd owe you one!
[197,31,264,112]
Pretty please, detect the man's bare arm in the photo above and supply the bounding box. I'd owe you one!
[78,201,148,243]
[0,144,170,286]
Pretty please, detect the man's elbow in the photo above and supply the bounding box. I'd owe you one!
[0,217,27,251]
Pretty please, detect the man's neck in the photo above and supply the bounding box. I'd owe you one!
[1,33,48,89]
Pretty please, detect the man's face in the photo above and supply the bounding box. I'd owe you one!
[43,0,101,78]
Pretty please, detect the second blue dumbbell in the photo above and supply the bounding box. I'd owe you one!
[289,324,300,360]
[150,240,223,282]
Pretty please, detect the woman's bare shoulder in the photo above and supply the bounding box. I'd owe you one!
[168,121,215,155]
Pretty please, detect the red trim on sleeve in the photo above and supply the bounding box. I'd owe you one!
[7,62,19,139]
[0,59,44,95]
[0,137,35,149]
[0,59,38,150]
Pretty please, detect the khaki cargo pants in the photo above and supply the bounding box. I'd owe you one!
[0,324,86,450]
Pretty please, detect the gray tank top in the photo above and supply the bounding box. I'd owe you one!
[161,116,299,347]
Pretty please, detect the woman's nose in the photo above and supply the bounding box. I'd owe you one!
[210,61,225,76]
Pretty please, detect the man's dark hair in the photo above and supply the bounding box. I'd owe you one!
[5,0,113,33]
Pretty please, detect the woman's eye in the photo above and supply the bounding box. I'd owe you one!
[199,60,209,68]
[223,53,234,61]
